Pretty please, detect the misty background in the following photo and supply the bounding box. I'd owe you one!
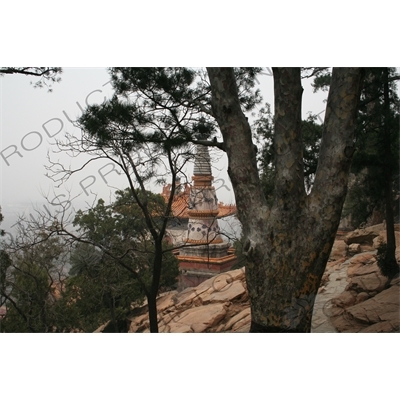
[0,67,355,239]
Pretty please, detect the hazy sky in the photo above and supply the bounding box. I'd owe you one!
[1,69,115,234]
[0,67,362,236]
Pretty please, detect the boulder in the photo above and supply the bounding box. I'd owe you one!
[344,224,384,245]
[345,284,399,325]
[347,258,379,278]
[349,252,376,266]
[346,273,388,294]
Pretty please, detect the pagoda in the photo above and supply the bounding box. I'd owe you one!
[163,144,237,289]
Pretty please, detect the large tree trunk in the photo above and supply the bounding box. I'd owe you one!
[207,67,363,332]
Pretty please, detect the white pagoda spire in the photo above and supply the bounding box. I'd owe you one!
[186,144,222,244]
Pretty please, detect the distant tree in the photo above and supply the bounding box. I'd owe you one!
[0,208,12,325]
[0,207,5,237]
[311,68,399,281]
[0,230,68,333]
[59,243,144,333]
[342,68,399,230]
[57,190,179,332]
[1,186,179,333]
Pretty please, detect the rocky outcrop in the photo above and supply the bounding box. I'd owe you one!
[330,276,399,333]
[327,253,385,311]
[329,239,400,333]
[128,268,250,333]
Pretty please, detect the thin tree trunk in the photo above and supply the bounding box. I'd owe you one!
[147,293,159,333]
[110,295,119,333]
[146,241,164,333]
[383,67,398,279]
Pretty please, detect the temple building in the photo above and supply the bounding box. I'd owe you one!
[161,144,238,289]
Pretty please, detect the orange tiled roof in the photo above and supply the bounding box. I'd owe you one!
[161,184,236,219]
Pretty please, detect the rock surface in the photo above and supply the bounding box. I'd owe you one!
[329,236,400,333]
[330,278,399,333]
[128,268,251,333]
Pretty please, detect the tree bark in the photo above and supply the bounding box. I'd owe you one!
[148,241,163,333]
[147,293,159,333]
[207,67,363,332]
[382,67,398,279]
